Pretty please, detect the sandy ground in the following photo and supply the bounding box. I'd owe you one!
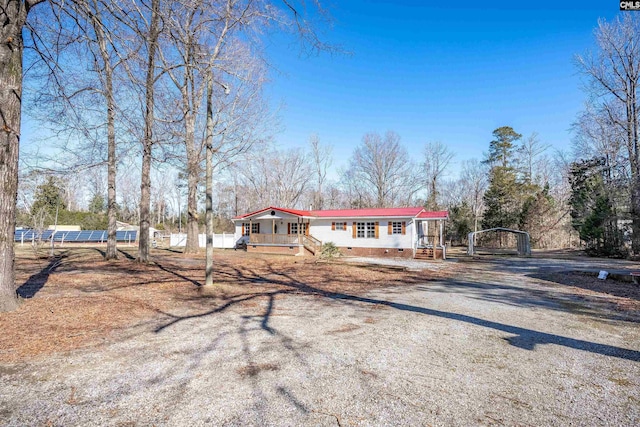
[0,249,638,426]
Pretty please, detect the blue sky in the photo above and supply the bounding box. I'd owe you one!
[265,1,622,179]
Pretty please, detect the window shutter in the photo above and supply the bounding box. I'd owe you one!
[332,222,336,231]
[375,222,379,239]
[256,223,260,234]
[402,221,406,235]
[242,223,245,235]
[306,222,310,236]
[352,222,357,238]
[388,222,392,235]
[288,223,291,234]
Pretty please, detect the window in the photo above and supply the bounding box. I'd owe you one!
[389,221,406,235]
[392,222,402,234]
[356,222,376,238]
[242,223,260,236]
[333,222,346,231]
[290,223,307,235]
[366,222,375,238]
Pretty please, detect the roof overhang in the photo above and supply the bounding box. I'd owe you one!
[232,206,312,221]
[232,206,449,221]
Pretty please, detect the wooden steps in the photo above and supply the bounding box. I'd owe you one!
[415,248,434,259]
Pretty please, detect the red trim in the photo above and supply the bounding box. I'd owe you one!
[233,206,310,219]
[234,206,448,220]
[416,211,449,219]
[310,207,425,218]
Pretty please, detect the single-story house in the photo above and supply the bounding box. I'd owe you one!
[232,206,448,259]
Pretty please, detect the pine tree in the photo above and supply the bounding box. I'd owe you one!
[485,126,522,168]
[569,158,622,255]
[482,166,521,230]
[31,177,67,216]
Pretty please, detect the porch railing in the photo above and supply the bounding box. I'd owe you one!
[249,233,300,245]
[302,234,322,255]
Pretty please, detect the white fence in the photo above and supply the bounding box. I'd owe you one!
[169,233,236,249]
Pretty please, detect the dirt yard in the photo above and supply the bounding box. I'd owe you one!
[0,247,638,426]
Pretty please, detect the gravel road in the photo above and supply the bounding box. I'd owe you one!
[1,257,638,426]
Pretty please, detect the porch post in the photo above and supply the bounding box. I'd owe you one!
[425,221,429,245]
[433,220,438,260]
[249,219,252,243]
[440,220,444,260]
[298,217,304,255]
[272,219,275,243]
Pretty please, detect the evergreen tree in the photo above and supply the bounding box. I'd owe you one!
[520,184,557,248]
[482,127,523,231]
[89,194,106,214]
[569,158,622,255]
[448,202,473,244]
[31,177,67,216]
[485,126,522,168]
[482,166,521,230]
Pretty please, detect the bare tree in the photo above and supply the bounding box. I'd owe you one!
[576,14,640,254]
[342,131,421,208]
[309,133,332,210]
[423,141,454,209]
[0,0,45,311]
[117,162,140,225]
[24,0,135,260]
[116,0,162,263]
[237,147,312,210]
[82,0,121,260]
[517,132,550,185]
[459,158,488,235]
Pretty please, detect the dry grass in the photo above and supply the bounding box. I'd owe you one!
[535,271,640,314]
[2,247,638,364]
[0,247,430,363]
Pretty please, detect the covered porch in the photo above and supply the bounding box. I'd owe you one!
[414,217,446,260]
[239,209,321,255]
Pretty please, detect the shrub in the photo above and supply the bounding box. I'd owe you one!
[319,241,341,260]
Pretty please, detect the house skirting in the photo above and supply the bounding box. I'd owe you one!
[338,246,413,258]
[247,244,302,255]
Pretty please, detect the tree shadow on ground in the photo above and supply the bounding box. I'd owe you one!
[16,252,68,298]
[415,276,639,324]
[158,247,185,254]
[117,249,136,260]
[528,272,640,302]
[154,259,640,363]
[154,261,203,287]
[91,248,106,257]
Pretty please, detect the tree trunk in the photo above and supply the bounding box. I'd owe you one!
[629,84,640,256]
[90,0,118,260]
[106,86,118,260]
[204,74,214,287]
[184,114,200,254]
[138,0,160,263]
[0,0,30,312]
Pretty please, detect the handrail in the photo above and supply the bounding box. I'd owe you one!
[301,234,322,255]
[247,233,322,255]
[249,233,299,245]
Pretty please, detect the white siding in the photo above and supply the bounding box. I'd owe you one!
[234,212,310,242]
[310,218,414,249]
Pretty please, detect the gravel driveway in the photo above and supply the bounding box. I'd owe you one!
[1,257,638,426]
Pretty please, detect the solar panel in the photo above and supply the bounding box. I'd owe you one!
[14,230,138,243]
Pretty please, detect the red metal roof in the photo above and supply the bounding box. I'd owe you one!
[233,206,311,219]
[234,206,449,220]
[310,207,425,218]
[416,210,449,219]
